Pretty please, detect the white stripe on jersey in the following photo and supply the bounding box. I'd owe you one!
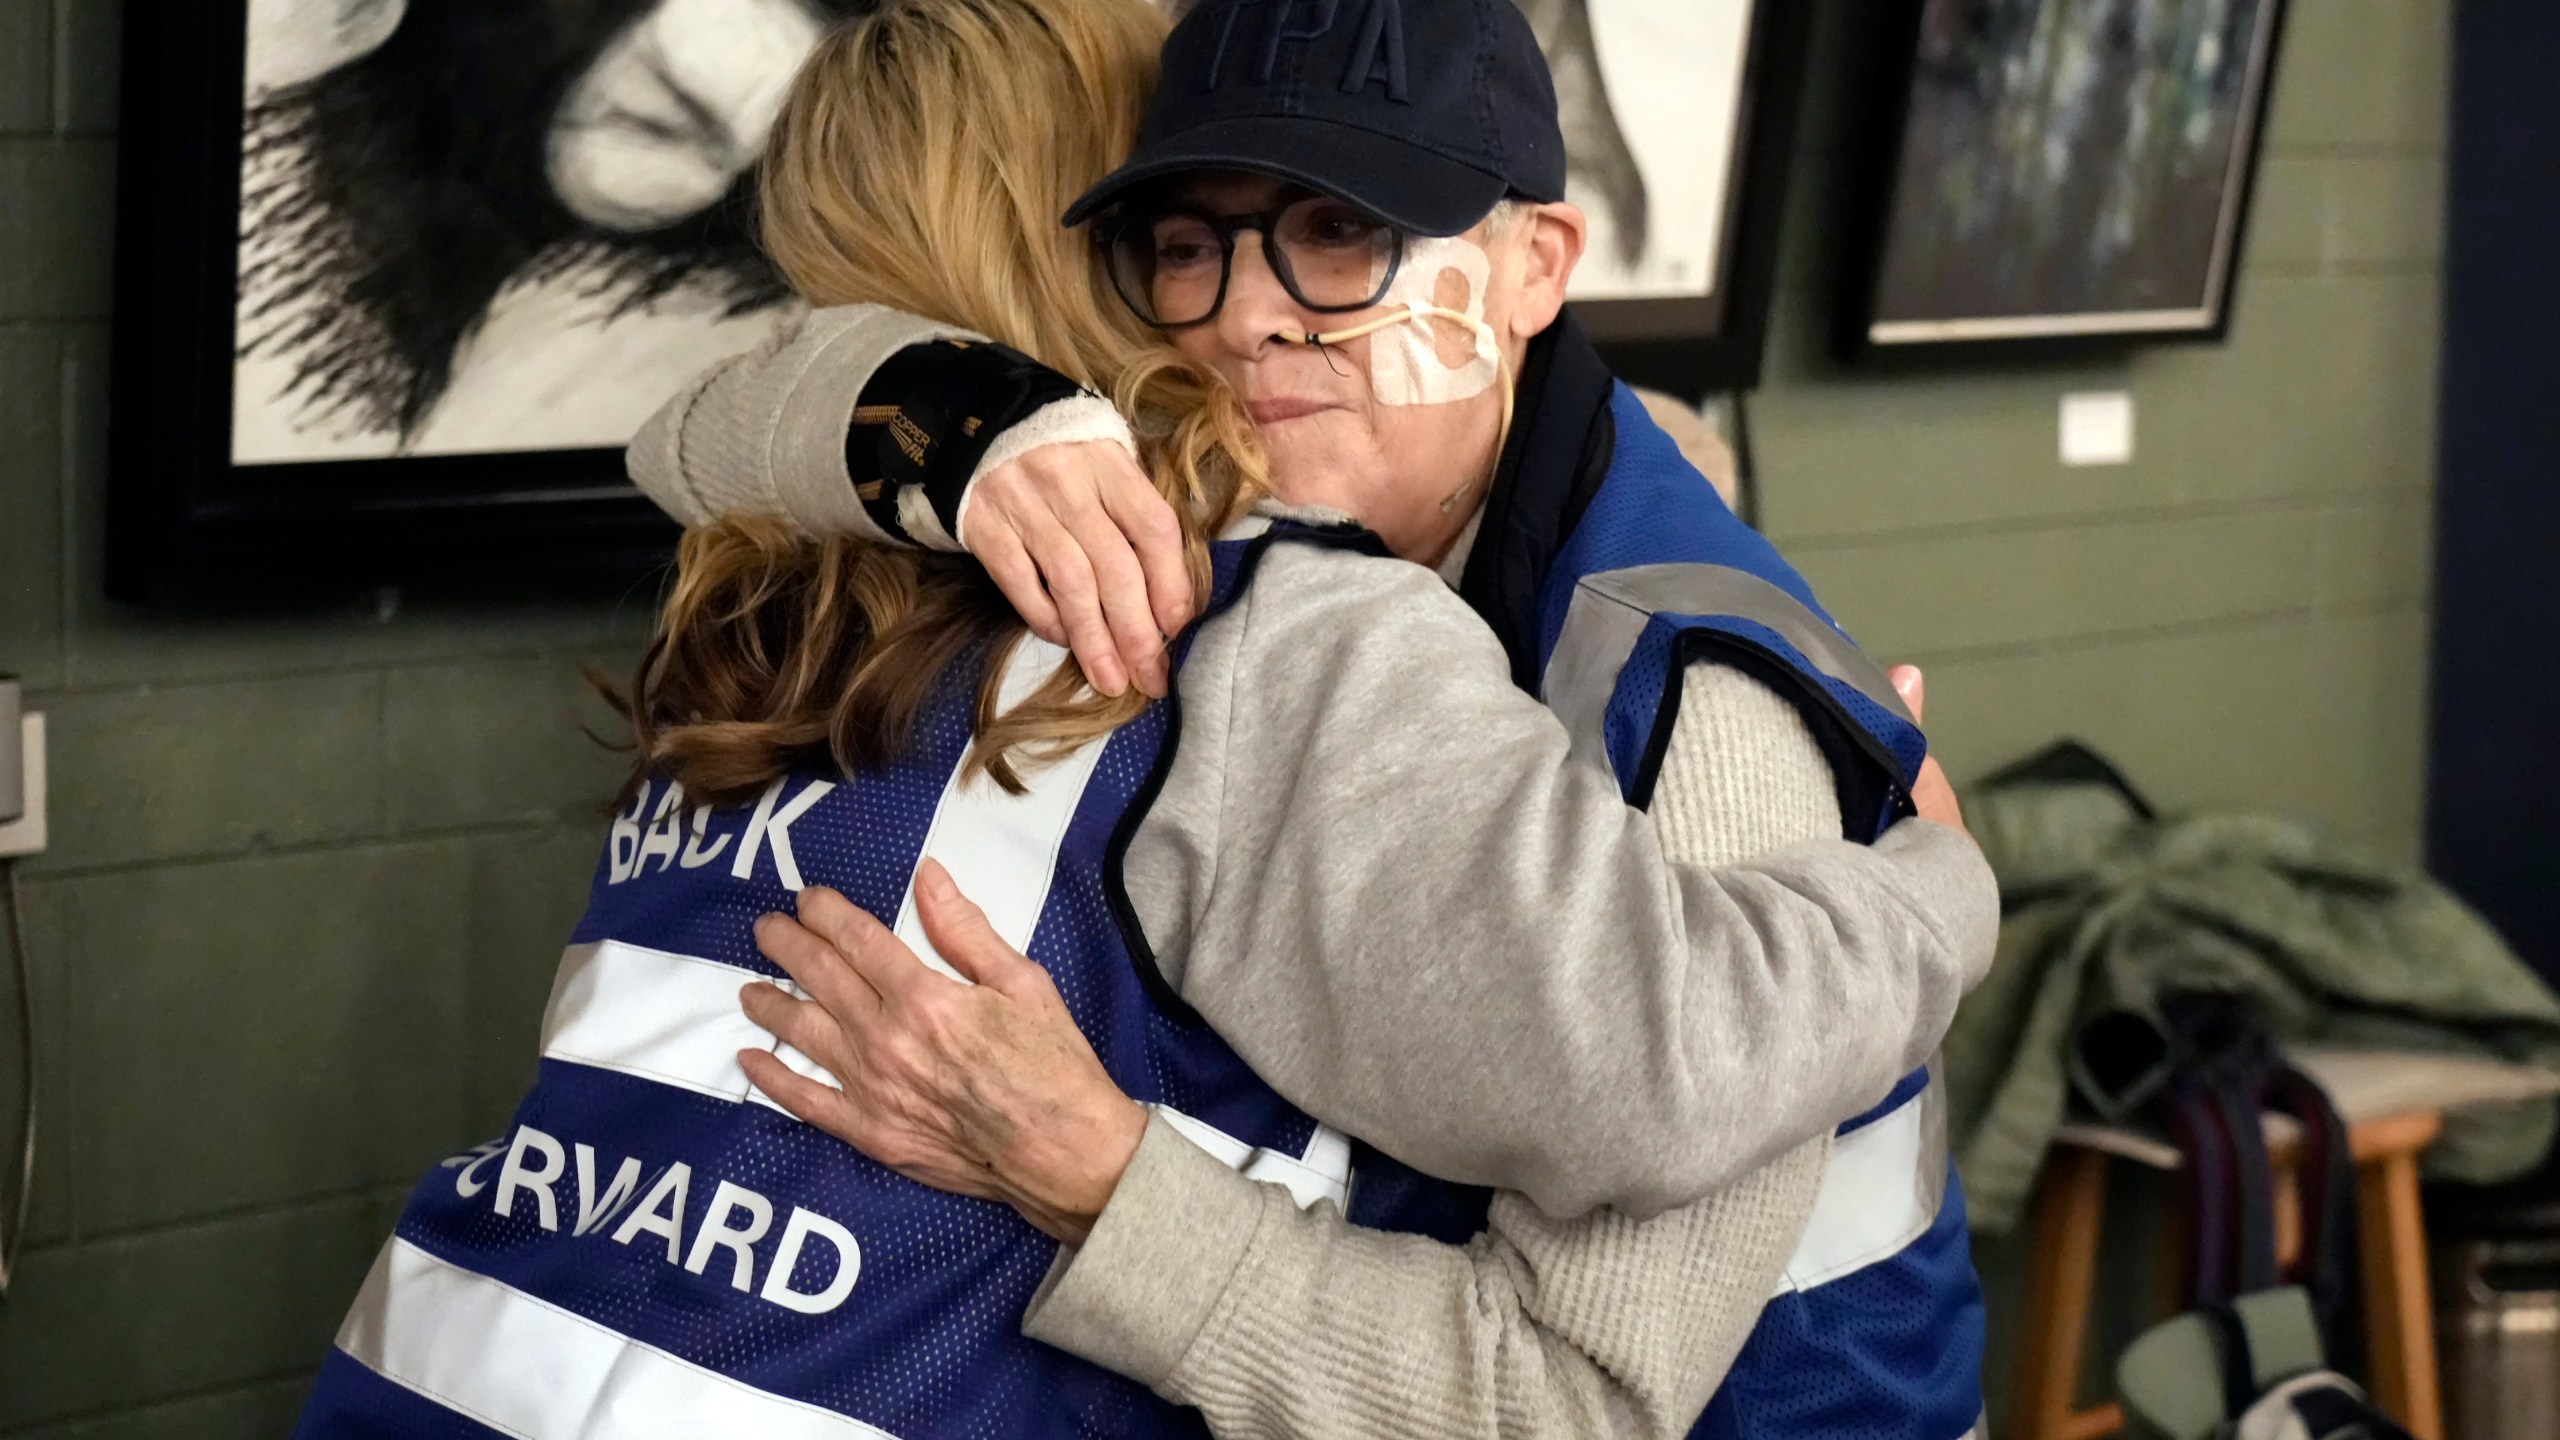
[893,636,1111,982]
[536,939,1352,1212]
[540,636,1354,1211]
[542,939,790,1105]
[337,1236,903,1439]
[545,635,1113,1109]
[1152,1106,1352,1212]
[1774,1075,1949,1295]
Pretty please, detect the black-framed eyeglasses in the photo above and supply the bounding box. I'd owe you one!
[1097,193,1408,330]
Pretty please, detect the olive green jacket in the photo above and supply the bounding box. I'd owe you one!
[1943,743,2560,1232]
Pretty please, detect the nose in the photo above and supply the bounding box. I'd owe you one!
[1212,233,1317,361]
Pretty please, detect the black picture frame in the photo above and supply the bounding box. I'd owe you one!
[109,2,686,606]
[106,1,1814,605]
[1838,0,2289,361]
[1578,0,1816,402]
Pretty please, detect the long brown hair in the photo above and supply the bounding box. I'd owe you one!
[613,0,1267,806]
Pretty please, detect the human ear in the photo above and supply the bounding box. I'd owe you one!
[1503,202,1587,340]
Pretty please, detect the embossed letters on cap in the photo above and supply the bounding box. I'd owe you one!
[1341,0,1407,100]
[1200,0,1409,103]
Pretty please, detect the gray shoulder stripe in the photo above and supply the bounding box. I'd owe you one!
[1557,563,1915,728]
[1543,581,1659,783]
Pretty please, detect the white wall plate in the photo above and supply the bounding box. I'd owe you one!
[2059,391,2136,467]
[0,714,48,859]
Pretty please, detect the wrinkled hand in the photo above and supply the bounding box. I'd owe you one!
[960,441,1192,700]
[1889,665,1969,839]
[736,860,1147,1246]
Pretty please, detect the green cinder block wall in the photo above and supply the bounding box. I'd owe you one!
[0,4,653,1431]
[0,1,2443,1433]
[1767,1,2443,864]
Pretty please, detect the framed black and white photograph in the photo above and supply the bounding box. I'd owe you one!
[111,0,867,602]
[1525,0,1814,397]
[1847,0,2288,353]
[108,0,1813,602]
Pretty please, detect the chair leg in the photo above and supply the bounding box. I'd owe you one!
[2271,1148,2302,1271]
[2357,1148,2442,1440]
[2016,1148,2111,1440]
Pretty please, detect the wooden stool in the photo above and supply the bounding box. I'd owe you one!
[2010,1109,2445,1440]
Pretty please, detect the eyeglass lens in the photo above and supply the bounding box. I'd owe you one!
[1107,196,1402,328]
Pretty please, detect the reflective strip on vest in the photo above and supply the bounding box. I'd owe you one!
[1544,561,1915,792]
[542,932,1361,1209]
[538,938,1351,1213]
[1151,1106,1354,1211]
[337,1237,903,1440]
[1776,1071,1950,1296]
[541,938,820,1108]
[891,637,1108,981]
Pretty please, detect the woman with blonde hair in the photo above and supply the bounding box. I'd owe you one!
[293,2,1993,1437]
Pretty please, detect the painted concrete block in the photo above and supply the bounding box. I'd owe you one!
[0,139,113,322]
[0,0,49,135]
[0,327,63,689]
[383,654,630,834]
[0,1193,382,1427]
[58,844,473,1233]
[37,672,385,871]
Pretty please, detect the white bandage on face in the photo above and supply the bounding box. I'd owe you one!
[1277,231,1515,511]
[1361,234,1503,407]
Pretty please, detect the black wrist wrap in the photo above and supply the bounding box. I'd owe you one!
[844,340,1087,541]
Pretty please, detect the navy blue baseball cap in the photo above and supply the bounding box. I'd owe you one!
[1062,0,1566,237]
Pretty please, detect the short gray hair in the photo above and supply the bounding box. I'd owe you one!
[1481,198,1531,239]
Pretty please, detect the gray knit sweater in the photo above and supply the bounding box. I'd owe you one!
[626,306,1998,1437]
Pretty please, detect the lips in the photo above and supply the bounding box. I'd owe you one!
[1246,397,1341,425]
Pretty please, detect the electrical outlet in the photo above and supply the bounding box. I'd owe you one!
[0,713,47,860]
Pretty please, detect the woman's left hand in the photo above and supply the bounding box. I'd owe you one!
[737,861,1147,1246]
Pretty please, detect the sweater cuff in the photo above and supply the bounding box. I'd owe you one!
[774,308,986,544]
[625,365,719,526]
[1020,1109,1266,1387]
[955,395,1138,550]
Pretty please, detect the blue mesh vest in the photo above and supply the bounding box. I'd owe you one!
[295,532,1395,1440]
[1362,380,1991,1440]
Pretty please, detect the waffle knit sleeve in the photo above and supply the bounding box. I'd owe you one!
[1123,543,1997,1218]
[1020,663,1846,1440]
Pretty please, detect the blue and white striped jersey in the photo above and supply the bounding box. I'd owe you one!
[297,537,1360,1440]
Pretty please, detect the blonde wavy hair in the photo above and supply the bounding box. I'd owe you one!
[612,0,1268,806]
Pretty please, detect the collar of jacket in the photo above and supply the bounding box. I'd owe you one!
[1454,308,1618,695]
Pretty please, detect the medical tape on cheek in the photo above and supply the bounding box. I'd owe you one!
[1363,234,1501,407]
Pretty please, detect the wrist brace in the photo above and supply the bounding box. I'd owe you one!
[845,340,1088,549]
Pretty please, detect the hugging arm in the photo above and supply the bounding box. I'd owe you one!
[752,894,1827,1440]
[1137,542,1998,1219]
[1032,1116,1829,1440]
[638,307,2001,1217]
[1016,661,1857,1440]
[631,305,1189,696]
[748,669,1850,1438]
[631,305,984,541]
